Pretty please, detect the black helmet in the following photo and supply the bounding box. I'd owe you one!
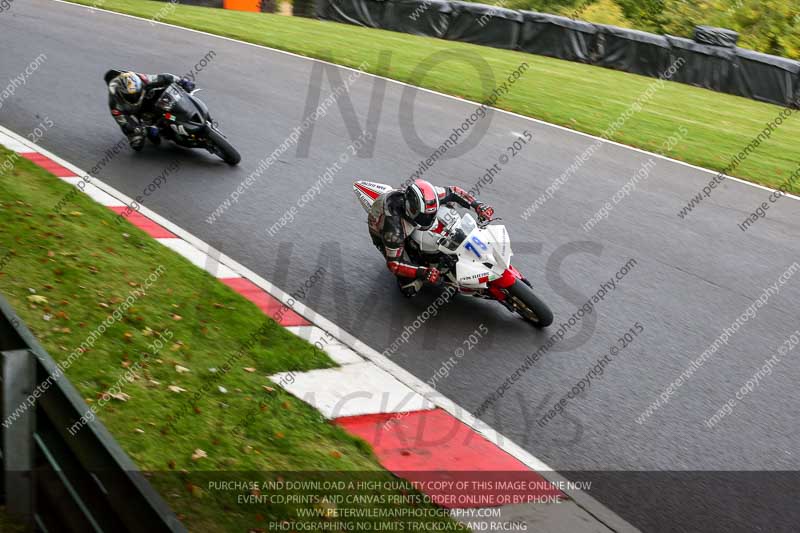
[115,72,144,105]
[404,179,439,230]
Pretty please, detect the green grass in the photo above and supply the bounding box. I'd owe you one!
[70,0,800,194]
[0,506,27,533]
[0,148,465,532]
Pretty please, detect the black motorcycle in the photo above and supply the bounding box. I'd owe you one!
[104,70,241,166]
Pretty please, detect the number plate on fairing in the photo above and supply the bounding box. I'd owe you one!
[454,225,511,288]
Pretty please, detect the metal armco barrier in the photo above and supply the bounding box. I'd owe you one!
[0,295,185,533]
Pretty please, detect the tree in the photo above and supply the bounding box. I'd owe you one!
[462,0,800,59]
[616,0,663,31]
[658,0,800,59]
[579,0,633,27]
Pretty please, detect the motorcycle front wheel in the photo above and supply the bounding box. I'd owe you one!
[206,126,241,166]
[507,280,553,328]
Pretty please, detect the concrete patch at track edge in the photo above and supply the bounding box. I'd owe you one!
[1,120,636,531]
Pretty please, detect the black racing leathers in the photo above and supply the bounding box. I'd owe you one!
[107,73,181,144]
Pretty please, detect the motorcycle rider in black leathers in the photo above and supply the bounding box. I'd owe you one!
[107,71,195,151]
[368,179,494,297]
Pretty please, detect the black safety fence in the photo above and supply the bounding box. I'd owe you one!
[734,49,800,106]
[382,0,453,38]
[593,25,670,78]
[665,35,739,93]
[0,295,185,533]
[694,25,738,48]
[447,2,523,50]
[519,12,597,63]
[313,0,800,107]
[319,0,387,26]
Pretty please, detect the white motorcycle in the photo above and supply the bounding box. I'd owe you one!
[354,180,553,328]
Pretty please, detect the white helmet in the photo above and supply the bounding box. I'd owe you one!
[404,179,439,230]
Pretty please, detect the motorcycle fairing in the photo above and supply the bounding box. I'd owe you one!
[485,225,512,267]
[154,83,208,140]
[354,180,393,212]
[486,265,525,301]
[455,259,495,288]
[410,207,459,254]
[453,224,512,289]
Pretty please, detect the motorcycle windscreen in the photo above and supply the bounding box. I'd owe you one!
[485,225,512,266]
[455,227,503,287]
[156,84,204,124]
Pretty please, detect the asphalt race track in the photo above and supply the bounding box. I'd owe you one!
[2,2,800,531]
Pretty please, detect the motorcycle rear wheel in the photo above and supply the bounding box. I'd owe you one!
[507,280,553,328]
[206,126,241,166]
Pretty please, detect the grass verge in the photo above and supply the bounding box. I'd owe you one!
[69,0,800,194]
[0,506,27,533]
[0,147,466,531]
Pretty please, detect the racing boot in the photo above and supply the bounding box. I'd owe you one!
[397,277,423,298]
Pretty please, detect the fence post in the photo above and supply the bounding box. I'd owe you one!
[1,349,35,525]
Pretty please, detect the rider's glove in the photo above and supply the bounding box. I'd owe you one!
[475,203,494,222]
[418,266,442,286]
[179,77,196,92]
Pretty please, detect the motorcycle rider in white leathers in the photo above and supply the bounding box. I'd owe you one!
[368,179,494,297]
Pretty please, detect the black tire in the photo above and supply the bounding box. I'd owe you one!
[507,280,553,328]
[206,126,241,166]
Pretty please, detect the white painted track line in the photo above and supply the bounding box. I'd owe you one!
[271,362,435,419]
[285,325,365,365]
[0,131,32,152]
